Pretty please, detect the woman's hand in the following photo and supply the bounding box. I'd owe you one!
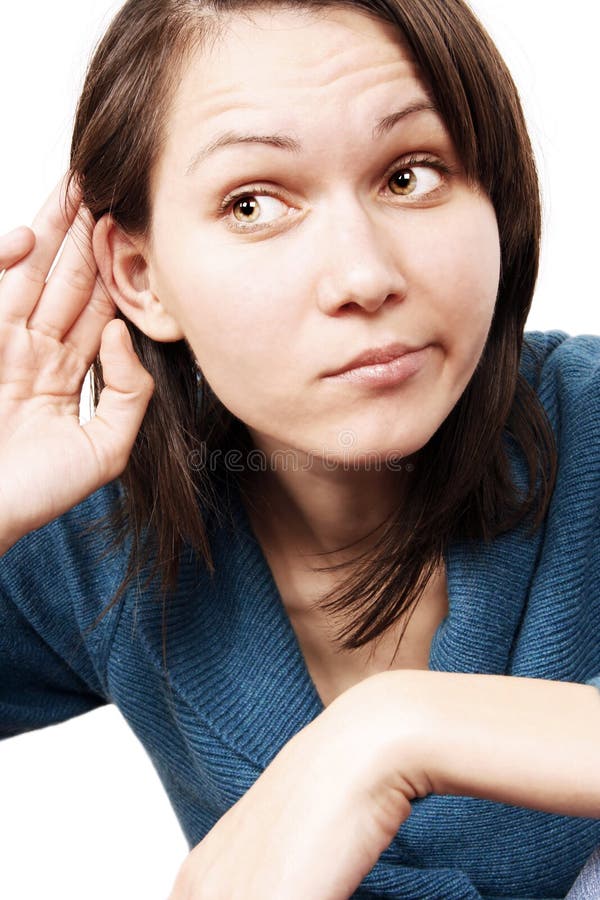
[167,670,600,899]
[0,226,36,269]
[168,681,431,900]
[0,176,154,552]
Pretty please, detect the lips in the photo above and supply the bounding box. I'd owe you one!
[325,342,422,377]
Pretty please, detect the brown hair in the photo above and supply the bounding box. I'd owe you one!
[70,0,557,660]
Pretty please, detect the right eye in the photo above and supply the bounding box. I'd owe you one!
[220,189,292,232]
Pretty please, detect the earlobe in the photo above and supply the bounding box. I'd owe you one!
[92,214,185,342]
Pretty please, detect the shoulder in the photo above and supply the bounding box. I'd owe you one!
[520,329,600,435]
[521,328,600,386]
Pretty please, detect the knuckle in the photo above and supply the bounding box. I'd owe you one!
[56,266,93,295]
[20,261,47,287]
[89,286,116,317]
[46,202,71,236]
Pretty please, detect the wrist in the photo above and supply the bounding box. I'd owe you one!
[324,669,438,802]
[353,669,600,818]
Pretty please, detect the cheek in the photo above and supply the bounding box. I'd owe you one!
[426,198,501,342]
[153,248,261,348]
[151,241,303,409]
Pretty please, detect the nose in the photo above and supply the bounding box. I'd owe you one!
[314,194,407,315]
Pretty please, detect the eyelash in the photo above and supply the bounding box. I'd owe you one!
[217,153,457,233]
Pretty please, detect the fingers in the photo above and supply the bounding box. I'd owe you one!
[0,174,81,324]
[62,273,117,371]
[0,227,35,273]
[27,204,111,343]
[0,175,114,367]
[83,319,154,479]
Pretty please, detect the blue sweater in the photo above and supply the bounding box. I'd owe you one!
[1,330,600,900]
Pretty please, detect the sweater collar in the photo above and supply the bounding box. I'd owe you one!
[136,438,539,770]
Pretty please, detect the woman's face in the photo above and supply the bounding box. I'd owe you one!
[146,6,501,466]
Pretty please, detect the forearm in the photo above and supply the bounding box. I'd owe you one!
[358,669,600,819]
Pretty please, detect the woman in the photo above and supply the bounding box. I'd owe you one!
[1,1,599,897]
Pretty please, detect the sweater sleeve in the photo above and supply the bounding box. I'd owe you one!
[524,330,600,696]
[0,481,127,739]
[0,587,107,737]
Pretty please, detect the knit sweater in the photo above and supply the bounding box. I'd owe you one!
[1,329,600,900]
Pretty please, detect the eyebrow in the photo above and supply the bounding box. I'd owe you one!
[184,100,439,175]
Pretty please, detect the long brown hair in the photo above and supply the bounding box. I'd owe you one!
[70,0,557,658]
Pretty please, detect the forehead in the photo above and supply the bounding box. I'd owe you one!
[165,6,430,150]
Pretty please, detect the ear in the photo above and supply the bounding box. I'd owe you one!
[92,214,185,342]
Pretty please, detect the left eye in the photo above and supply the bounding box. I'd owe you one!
[387,165,443,197]
[231,194,289,226]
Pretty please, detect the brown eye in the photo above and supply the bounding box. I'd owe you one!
[233,196,261,223]
[389,169,417,195]
[387,165,444,199]
[228,193,289,229]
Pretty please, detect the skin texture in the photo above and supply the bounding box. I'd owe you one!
[3,13,598,899]
[94,6,502,574]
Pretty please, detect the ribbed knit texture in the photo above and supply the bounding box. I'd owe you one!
[1,330,600,899]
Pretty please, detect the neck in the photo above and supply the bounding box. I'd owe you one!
[240,461,408,566]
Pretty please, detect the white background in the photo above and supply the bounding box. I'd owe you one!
[0,2,598,898]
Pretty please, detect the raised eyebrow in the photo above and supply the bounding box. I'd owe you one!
[185,100,440,176]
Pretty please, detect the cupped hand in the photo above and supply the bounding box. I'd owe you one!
[0,175,154,552]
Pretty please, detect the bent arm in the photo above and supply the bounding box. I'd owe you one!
[347,669,600,819]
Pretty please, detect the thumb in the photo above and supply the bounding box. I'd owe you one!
[83,319,155,480]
